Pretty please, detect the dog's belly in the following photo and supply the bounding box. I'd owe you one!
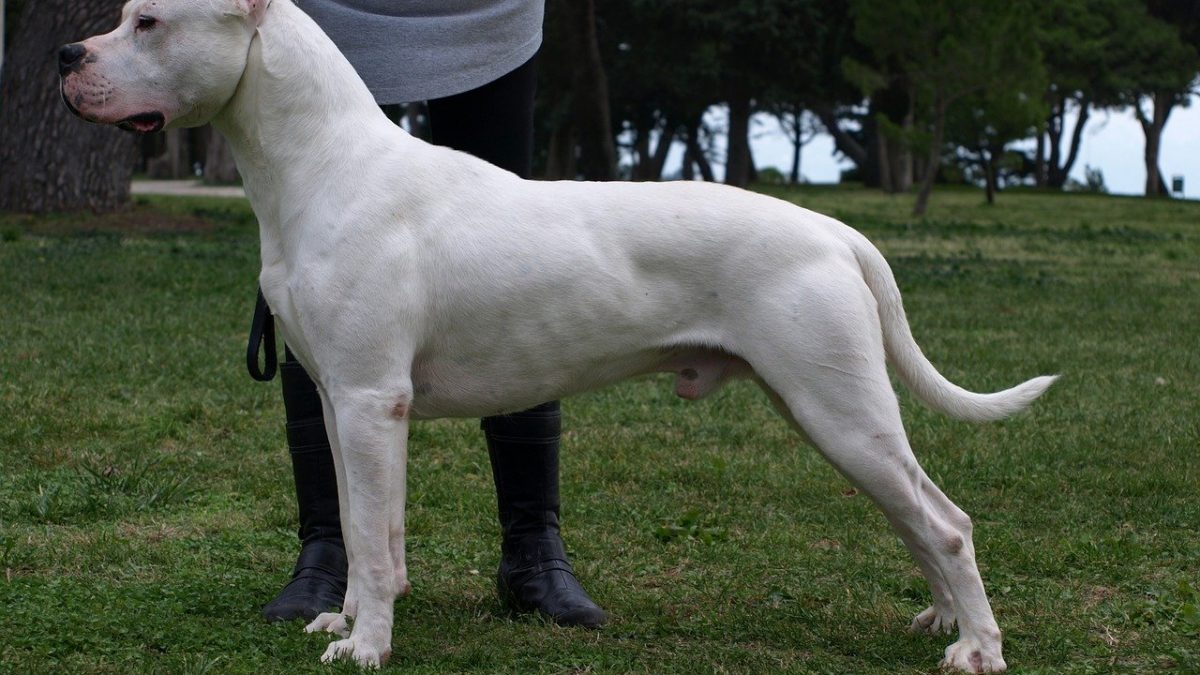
[407,344,749,420]
[407,349,663,419]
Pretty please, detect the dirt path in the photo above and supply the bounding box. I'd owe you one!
[132,179,246,199]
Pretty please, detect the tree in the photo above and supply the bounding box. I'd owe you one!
[599,0,722,181]
[811,103,870,184]
[1032,0,1130,189]
[699,0,819,187]
[680,113,716,181]
[204,130,240,185]
[851,0,1043,215]
[0,0,136,213]
[599,0,820,186]
[3,1,25,80]
[795,3,877,185]
[1119,1,1200,196]
[1032,0,1125,189]
[768,102,821,184]
[1031,0,1197,192]
[541,0,618,180]
[760,2,868,185]
[2,1,7,80]
[946,85,1047,204]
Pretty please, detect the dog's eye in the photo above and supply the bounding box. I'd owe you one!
[136,15,158,32]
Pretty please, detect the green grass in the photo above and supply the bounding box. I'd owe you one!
[1,187,1198,673]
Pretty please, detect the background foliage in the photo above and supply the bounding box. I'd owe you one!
[2,0,1198,213]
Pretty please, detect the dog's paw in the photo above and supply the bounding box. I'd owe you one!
[940,638,1006,673]
[305,611,350,638]
[320,637,391,668]
[911,604,957,635]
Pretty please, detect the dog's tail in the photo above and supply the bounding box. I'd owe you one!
[848,232,1058,422]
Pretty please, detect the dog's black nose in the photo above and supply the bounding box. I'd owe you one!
[58,43,87,76]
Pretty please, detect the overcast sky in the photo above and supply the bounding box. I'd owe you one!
[665,94,1200,200]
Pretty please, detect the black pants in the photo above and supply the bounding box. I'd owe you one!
[427,53,537,179]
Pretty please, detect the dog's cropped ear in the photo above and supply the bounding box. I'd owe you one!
[231,0,270,25]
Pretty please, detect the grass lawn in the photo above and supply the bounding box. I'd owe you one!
[1,186,1197,673]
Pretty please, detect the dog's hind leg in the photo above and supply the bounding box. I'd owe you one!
[313,386,411,668]
[742,269,1005,673]
[763,371,1004,672]
[760,381,958,635]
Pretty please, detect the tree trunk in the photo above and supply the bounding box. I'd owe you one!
[773,104,803,184]
[1060,98,1089,184]
[869,84,914,193]
[875,125,892,193]
[724,96,752,187]
[683,115,714,182]
[544,121,576,180]
[813,103,868,174]
[1046,97,1063,185]
[634,115,673,181]
[892,100,914,192]
[1034,126,1046,188]
[889,136,913,192]
[0,0,136,213]
[912,103,946,217]
[168,129,188,177]
[878,121,914,194]
[983,146,997,205]
[404,102,430,141]
[694,152,715,182]
[646,119,674,181]
[203,128,240,184]
[632,118,651,180]
[146,129,189,179]
[1046,97,1090,189]
[555,0,616,181]
[874,92,914,194]
[1136,91,1174,197]
[790,126,802,184]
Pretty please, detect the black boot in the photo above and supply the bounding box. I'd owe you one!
[262,351,348,622]
[485,402,607,628]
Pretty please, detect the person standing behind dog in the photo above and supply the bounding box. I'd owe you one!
[259,0,607,629]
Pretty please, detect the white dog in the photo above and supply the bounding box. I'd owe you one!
[61,0,1057,671]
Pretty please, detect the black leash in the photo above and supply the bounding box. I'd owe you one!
[247,287,278,381]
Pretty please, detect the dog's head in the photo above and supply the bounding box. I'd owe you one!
[59,0,269,133]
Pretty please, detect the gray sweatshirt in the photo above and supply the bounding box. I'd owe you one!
[294,0,544,104]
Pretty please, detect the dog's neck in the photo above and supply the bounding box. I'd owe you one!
[211,0,413,254]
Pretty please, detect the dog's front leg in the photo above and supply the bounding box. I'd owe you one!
[315,387,411,668]
[304,390,356,638]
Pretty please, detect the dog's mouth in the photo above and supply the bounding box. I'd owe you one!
[59,79,166,134]
[60,85,85,120]
[116,111,166,134]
